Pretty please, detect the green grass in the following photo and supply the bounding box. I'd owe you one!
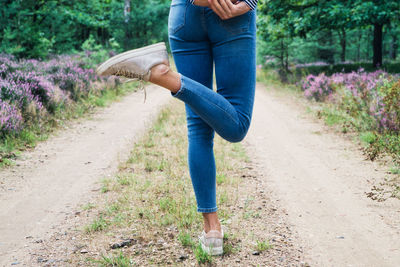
[255,240,273,252]
[85,215,109,233]
[178,232,195,247]
[82,203,96,211]
[390,166,400,175]
[360,132,378,146]
[71,102,254,265]
[88,251,134,267]
[194,244,213,264]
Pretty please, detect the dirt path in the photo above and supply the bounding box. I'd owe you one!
[1,82,399,266]
[245,84,400,266]
[0,85,170,265]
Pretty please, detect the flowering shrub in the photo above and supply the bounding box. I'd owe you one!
[0,53,114,135]
[0,99,23,134]
[301,69,400,133]
[301,73,335,101]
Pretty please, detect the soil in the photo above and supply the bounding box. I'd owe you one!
[0,85,170,265]
[0,83,399,266]
[245,83,400,266]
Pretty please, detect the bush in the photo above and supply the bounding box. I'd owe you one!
[0,52,117,135]
[294,62,400,77]
[301,69,400,133]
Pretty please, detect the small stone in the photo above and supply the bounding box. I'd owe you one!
[80,249,88,254]
[37,257,47,263]
[336,236,345,239]
[178,254,188,261]
[252,251,260,255]
[110,239,135,249]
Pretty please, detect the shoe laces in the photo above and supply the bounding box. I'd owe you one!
[113,69,147,103]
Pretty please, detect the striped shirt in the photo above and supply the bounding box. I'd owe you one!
[189,0,258,10]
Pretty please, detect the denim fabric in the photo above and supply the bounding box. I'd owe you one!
[168,0,256,213]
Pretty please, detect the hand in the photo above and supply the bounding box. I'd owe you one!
[193,0,210,6]
[208,0,250,20]
[193,0,239,8]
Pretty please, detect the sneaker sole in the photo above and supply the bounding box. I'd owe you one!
[96,42,167,76]
[201,243,223,256]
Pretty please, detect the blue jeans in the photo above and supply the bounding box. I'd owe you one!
[168,0,256,213]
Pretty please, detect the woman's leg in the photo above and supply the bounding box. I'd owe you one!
[155,11,256,144]
[165,2,256,232]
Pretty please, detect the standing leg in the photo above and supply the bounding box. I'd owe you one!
[168,4,221,232]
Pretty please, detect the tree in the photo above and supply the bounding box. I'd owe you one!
[258,0,400,67]
[351,0,400,67]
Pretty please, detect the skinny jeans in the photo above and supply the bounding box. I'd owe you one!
[168,0,256,213]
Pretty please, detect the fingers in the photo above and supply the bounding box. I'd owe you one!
[209,0,238,20]
[209,0,226,19]
[219,0,233,18]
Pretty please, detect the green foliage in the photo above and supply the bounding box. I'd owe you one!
[258,0,400,71]
[88,251,133,267]
[0,0,170,58]
[194,244,213,264]
[255,240,272,252]
[178,232,195,247]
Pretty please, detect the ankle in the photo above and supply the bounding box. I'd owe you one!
[209,221,221,233]
[149,63,170,82]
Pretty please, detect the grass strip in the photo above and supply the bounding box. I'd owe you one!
[67,100,279,266]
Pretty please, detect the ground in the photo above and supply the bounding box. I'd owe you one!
[0,83,399,266]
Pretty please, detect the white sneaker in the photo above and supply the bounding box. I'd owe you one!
[198,229,224,256]
[96,42,169,82]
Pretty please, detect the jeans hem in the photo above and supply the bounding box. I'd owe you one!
[197,207,218,213]
[171,73,186,98]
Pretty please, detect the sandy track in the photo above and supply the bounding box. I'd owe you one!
[0,85,170,265]
[245,84,400,266]
[1,82,399,266]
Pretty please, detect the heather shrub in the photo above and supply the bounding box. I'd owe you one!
[376,80,400,132]
[302,73,335,101]
[301,68,400,162]
[0,99,23,135]
[0,53,118,135]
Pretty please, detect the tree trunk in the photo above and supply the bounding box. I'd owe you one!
[285,43,289,71]
[124,0,131,24]
[357,29,362,62]
[390,32,398,60]
[339,28,346,62]
[280,39,284,70]
[373,23,383,68]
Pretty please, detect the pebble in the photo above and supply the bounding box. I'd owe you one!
[252,251,260,255]
[80,249,88,254]
[178,254,188,261]
[110,239,135,249]
[37,257,47,263]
